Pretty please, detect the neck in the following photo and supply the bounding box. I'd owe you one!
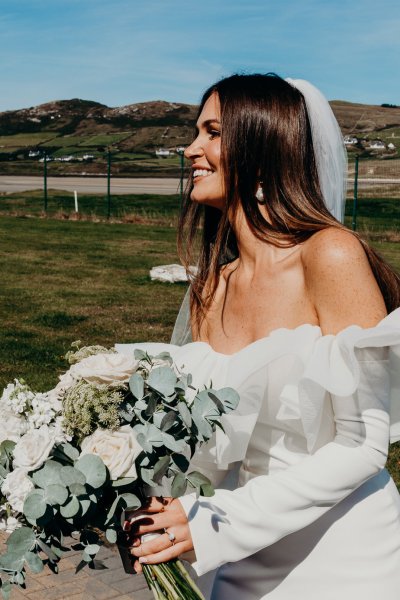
[231,206,291,274]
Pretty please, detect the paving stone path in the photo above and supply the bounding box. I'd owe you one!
[0,535,153,600]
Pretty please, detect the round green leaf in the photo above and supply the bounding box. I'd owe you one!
[32,460,62,488]
[85,544,100,556]
[105,528,117,544]
[60,466,86,487]
[69,483,87,497]
[6,527,35,554]
[23,490,47,520]
[75,454,107,489]
[25,551,44,574]
[60,496,80,518]
[45,484,69,506]
[119,493,141,510]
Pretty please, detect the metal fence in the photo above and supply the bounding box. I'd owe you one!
[347,157,400,230]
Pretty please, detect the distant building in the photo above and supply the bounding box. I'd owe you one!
[344,135,358,146]
[369,140,386,150]
[155,148,170,157]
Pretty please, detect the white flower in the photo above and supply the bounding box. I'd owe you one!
[80,425,142,479]
[1,468,35,513]
[0,412,28,443]
[70,352,139,385]
[13,425,56,471]
[0,514,21,533]
[27,392,59,429]
[1,379,35,415]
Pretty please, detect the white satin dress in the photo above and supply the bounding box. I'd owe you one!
[117,308,400,600]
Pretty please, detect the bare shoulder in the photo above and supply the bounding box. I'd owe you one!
[301,227,387,334]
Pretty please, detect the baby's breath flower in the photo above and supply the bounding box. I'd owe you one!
[65,342,116,365]
[62,379,124,440]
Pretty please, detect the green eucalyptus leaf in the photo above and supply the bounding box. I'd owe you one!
[186,471,212,487]
[12,571,25,586]
[171,472,187,498]
[129,373,144,400]
[59,442,80,462]
[161,431,186,453]
[105,528,117,544]
[0,552,25,572]
[177,402,192,427]
[75,454,107,489]
[25,551,44,574]
[60,466,86,487]
[6,527,36,555]
[144,394,158,417]
[0,579,11,600]
[111,477,137,488]
[106,494,121,524]
[160,410,176,432]
[60,496,80,518]
[119,493,141,510]
[148,367,177,398]
[85,544,100,556]
[23,490,47,520]
[69,483,87,497]
[31,460,63,488]
[211,387,240,412]
[45,484,69,506]
[136,432,152,453]
[36,539,57,562]
[153,455,170,483]
[134,349,148,361]
[200,483,215,497]
[171,454,190,473]
[0,441,16,464]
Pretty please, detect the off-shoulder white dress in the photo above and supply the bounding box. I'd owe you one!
[117,308,400,599]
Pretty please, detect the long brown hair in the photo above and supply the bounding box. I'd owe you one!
[178,73,400,333]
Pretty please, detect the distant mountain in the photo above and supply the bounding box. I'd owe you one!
[0,98,399,161]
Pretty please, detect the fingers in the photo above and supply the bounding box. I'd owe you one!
[138,541,189,565]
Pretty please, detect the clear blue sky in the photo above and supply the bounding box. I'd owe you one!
[1,0,399,112]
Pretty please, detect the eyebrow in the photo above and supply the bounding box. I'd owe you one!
[195,118,221,133]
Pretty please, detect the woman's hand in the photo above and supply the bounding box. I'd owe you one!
[125,496,194,573]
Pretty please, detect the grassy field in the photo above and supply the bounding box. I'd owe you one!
[0,196,399,485]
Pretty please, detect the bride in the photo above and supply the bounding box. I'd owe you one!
[126,74,400,598]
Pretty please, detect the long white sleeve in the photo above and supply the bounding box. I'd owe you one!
[179,356,391,576]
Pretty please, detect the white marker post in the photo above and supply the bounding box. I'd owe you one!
[74,190,78,213]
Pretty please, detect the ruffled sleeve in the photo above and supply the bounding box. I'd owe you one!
[277,308,400,452]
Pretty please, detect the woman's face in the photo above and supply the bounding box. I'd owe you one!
[184,92,224,209]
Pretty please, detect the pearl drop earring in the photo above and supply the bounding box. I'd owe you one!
[255,183,265,204]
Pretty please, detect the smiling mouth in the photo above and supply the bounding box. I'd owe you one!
[193,169,214,179]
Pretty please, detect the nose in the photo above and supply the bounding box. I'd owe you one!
[184,138,204,161]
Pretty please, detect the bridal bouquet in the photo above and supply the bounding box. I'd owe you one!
[0,343,239,600]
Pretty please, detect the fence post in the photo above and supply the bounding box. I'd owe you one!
[43,154,48,212]
[107,149,111,219]
[352,155,359,231]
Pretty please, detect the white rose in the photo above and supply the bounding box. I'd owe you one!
[13,425,55,471]
[80,425,142,479]
[69,353,139,385]
[0,412,28,443]
[1,468,35,513]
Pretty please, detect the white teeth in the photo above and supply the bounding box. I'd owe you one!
[193,169,213,178]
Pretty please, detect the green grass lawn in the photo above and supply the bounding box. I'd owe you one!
[0,196,399,485]
[0,190,182,220]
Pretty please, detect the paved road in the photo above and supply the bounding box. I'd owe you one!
[0,176,185,195]
[0,534,153,600]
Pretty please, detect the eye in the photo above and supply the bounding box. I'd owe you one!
[208,129,220,140]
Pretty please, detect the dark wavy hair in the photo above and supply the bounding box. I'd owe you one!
[178,73,400,335]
